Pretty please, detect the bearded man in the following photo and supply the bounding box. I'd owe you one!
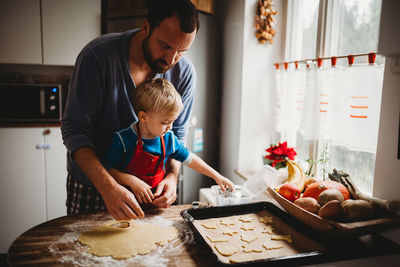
[61,0,199,220]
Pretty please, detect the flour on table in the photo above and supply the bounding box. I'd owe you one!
[78,220,178,260]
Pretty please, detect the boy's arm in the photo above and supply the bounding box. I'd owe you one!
[187,154,235,192]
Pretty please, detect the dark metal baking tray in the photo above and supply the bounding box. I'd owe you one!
[180,201,330,266]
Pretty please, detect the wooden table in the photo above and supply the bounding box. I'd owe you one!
[7,205,219,266]
[7,203,400,266]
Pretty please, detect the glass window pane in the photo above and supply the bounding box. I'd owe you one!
[335,0,382,63]
[300,0,319,59]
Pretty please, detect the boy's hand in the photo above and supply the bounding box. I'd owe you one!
[216,176,235,192]
[108,169,154,204]
[129,177,154,204]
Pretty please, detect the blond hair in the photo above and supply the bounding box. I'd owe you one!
[132,78,183,116]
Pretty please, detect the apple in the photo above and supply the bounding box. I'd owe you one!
[278,182,301,202]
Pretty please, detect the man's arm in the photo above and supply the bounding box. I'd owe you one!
[152,158,181,207]
[72,146,145,220]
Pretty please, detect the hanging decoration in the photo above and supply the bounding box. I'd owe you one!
[255,0,278,44]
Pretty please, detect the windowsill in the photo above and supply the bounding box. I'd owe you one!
[234,169,256,181]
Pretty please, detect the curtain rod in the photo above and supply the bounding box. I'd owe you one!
[274,52,377,68]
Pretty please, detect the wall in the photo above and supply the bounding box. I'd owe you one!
[182,11,222,203]
[218,0,285,183]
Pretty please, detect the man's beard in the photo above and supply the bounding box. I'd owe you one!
[142,35,173,74]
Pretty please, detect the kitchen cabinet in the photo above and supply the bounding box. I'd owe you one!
[0,127,67,253]
[0,0,101,66]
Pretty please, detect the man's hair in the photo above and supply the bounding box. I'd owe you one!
[146,0,199,33]
[133,78,183,116]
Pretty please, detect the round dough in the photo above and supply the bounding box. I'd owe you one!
[78,220,178,259]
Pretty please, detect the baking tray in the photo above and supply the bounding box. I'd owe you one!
[180,201,330,266]
[267,187,400,236]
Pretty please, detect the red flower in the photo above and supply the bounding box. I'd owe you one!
[265,141,297,167]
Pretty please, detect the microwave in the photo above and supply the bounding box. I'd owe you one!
[0,84,63,124]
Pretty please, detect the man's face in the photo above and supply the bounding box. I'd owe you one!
[142,15,196,73]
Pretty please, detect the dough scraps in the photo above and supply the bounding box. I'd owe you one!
[78,220,178,259]
[214,244,239,256]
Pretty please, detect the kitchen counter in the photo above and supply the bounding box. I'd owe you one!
[7,204,400,266]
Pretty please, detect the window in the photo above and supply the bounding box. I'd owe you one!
[280,0,384,195]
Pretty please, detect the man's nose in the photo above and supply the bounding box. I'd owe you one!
[165,51,178,65]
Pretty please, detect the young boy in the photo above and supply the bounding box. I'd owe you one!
[104,78,235,204]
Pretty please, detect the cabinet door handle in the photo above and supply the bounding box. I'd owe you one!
[44,144,51,150]
[36,144,44,150]
[43,129,51,136]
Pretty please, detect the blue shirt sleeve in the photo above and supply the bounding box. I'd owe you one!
[169,133,192,164]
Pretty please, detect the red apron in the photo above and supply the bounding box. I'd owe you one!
[125,126,166,188]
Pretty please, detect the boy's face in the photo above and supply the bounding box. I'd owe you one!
[140,111,179,139]
[142,15,196,73]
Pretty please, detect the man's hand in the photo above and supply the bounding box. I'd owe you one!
[101,181,145,220]
[152,173,178,208]
[72,147,145,220]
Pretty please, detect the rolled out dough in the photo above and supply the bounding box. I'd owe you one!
[78,220,178,259]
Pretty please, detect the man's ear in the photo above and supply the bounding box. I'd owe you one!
[138,110,147,122]
[142,19,150,36]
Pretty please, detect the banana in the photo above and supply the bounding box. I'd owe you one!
[285,160,306,192]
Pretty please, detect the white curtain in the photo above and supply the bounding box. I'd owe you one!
[274,62,384,153]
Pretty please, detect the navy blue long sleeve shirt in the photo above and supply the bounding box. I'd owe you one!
[61,29,196,187]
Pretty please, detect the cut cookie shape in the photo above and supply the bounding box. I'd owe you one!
[271,234,292,243]
[240,224,256,231]
[206,234,229,243]
[261,225,274,234]
[220,218,235,226]
[223,228,238,236]
[201,220,218,229]
[229,253,254,263]
[242,244,264,253]
[238,215,253,223]
[240,234,259,243]
[262,241,284,250]
[259,216,273,224]
[214,244,239,256]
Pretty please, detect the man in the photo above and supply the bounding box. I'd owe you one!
[61,0,199,220]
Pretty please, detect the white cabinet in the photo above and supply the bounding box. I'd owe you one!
[0,127,67,253]
[0,0,42,64]
[0,0,101,65]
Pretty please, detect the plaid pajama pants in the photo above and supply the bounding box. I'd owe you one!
[66,175,106,214]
